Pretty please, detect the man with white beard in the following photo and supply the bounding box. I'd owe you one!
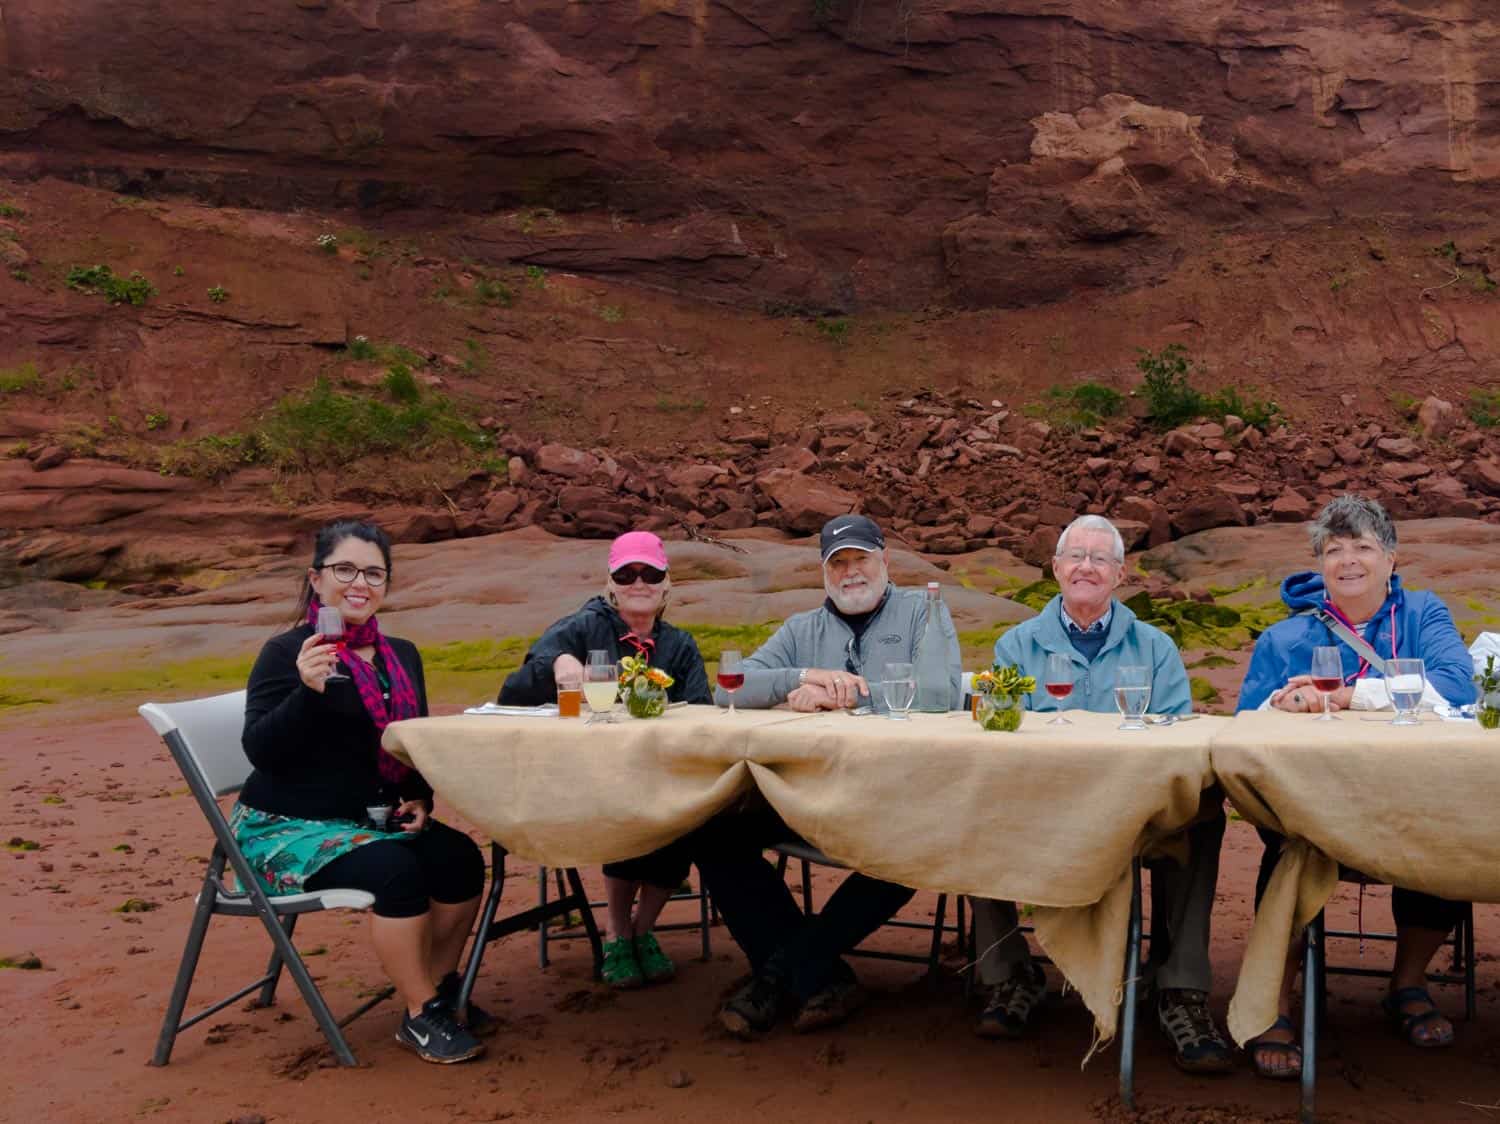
[695,514,961,1038]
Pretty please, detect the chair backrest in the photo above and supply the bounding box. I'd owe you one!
[139,690,251,797]
[961,671,974,694]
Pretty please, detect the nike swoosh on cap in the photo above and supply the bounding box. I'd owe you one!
[831,524,852,535]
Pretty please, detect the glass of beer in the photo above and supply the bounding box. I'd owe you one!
[557,670,583,718]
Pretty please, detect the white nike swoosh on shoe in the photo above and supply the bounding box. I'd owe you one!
[410,1028,430,1047]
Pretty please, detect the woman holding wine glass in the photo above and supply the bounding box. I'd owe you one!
[1237,495,1477,1076]
[236,519,490,1065]
[498,530,711,989]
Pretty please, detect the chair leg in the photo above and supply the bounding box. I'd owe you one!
[459,844,507,1017]
[256,913,298,1008]
[537,865,551,970]
[927,894,948,991]
[1119,859,1143,1111]
[249,895,359,1066]
[1463,906,1477,1021]
[697,880,712,962]
[800,858,813,915]
[1301,911,1324,1124]
[152,862,222,1066]
[564,867,606,980]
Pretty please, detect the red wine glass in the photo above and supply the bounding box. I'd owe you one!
[717,649,744,715]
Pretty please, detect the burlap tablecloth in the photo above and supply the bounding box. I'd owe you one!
[1212,710,1500,1046]
[744,709,1221,1042]
[382,706,1222,1043]
[381,706,802,866]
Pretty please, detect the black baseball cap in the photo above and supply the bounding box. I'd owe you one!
[820,514,885,563]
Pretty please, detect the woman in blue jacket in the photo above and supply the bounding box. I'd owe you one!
[1237,495,1475,1077]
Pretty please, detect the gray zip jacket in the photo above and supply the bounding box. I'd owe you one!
[715,584,963,711]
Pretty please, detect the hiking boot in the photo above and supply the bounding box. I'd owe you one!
[601,936,644,989]
[634,932,677,985]
[437,971,499,1038]
[395,995,485,1064]
[1157,988,1234,1075]
[792,978,866,1034]
[974,961,1048,1040]
[719,973,787,1039]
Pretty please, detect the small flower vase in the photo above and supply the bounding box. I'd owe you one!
[1480,692,1500,730]
[625,682,668,719]
[977,693,1024,732]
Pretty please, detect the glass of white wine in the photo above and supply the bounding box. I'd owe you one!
[584,661,619,725]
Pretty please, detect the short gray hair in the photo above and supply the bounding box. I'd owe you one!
[1055,515,1125,562]
[1309,494,1396,556]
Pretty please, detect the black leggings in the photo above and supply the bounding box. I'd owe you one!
[1255,827,1467,933]
[305,820,485,919]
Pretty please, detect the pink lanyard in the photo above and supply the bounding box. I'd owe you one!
[1321,598,1397,683]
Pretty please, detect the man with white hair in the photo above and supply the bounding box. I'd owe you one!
[969,515,1232,1075]
[694,513,962,1038]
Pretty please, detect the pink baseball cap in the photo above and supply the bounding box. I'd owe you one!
[608,531,669,573]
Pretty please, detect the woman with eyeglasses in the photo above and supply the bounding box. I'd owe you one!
[499,530,711,988]
[236,519,490,1065]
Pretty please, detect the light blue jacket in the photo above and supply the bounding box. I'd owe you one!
[992,595,1192,716]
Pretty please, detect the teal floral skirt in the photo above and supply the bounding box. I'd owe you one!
[230,803,414,896]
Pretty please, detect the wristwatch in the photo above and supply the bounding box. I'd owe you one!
[798,668,810,686]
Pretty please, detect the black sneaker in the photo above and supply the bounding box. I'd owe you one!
[1156,988,1234,1075]
[719,973,788,1039]
[437,971,499,1039]
[396,995,486,1064]
[792,978,866,1034]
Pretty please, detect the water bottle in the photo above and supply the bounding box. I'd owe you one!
[912,581,954,712]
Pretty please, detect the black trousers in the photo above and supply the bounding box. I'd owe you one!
[1256,827,1467,933]
[305,820,485,918]
[687,796,915,1001]
[603,834,694,891]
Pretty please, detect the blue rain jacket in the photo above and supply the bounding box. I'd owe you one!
[1236,572,1476,711]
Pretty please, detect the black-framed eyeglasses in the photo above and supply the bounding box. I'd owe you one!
[611,564,667,586]
[319,562,388,587]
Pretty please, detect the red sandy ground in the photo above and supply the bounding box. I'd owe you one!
[5,706,1500,1124]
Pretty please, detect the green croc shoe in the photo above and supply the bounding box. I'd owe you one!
[601,936,644,989]
[634,932,677,985]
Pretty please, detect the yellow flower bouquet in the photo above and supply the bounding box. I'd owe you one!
[971,663,1035,732]
[619,653,674,719]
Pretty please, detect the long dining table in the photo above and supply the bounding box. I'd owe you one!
[382,704,1225,1044]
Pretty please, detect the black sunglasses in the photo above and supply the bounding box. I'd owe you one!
[611,564,667,586]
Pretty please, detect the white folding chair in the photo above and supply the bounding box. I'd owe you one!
[139,691,393,1067]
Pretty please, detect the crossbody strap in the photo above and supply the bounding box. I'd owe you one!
[1312,607,1389,676]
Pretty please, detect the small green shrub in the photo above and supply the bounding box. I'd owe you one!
[1204,385,1280,432]
[1435,240,1458,260]
[814,317,851,345]
[1026,381,1123,431]
[460,339,488,374]
[172,265,184,277]
[0,201,22,218]
[474,278,514,306]
[145,411,170,431]
[1137,344,1200,428]
[9,267,30,282]
[206,285,228,303]
[599,305,624,323]
[654,393,706,413]
[65,264,156,306]
[524,265,547,287]
[1468,388,1500,428]
[0,361,41,394]
[382,364,421,404]
[347,335,378,360]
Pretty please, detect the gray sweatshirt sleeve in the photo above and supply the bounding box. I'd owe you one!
[940,600,963,710]
[714,620,803,708]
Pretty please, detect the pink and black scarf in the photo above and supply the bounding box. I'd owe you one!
[306,598,419,784]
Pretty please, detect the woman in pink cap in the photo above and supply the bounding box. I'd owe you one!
[498,530,711,988]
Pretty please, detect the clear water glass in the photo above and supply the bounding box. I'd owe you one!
[881,662,916,720]
[1114,664,1151,731]
[1383,658,1426,726]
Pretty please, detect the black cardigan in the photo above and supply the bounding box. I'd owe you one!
[240,624,433,822]
[499,596,712,706]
